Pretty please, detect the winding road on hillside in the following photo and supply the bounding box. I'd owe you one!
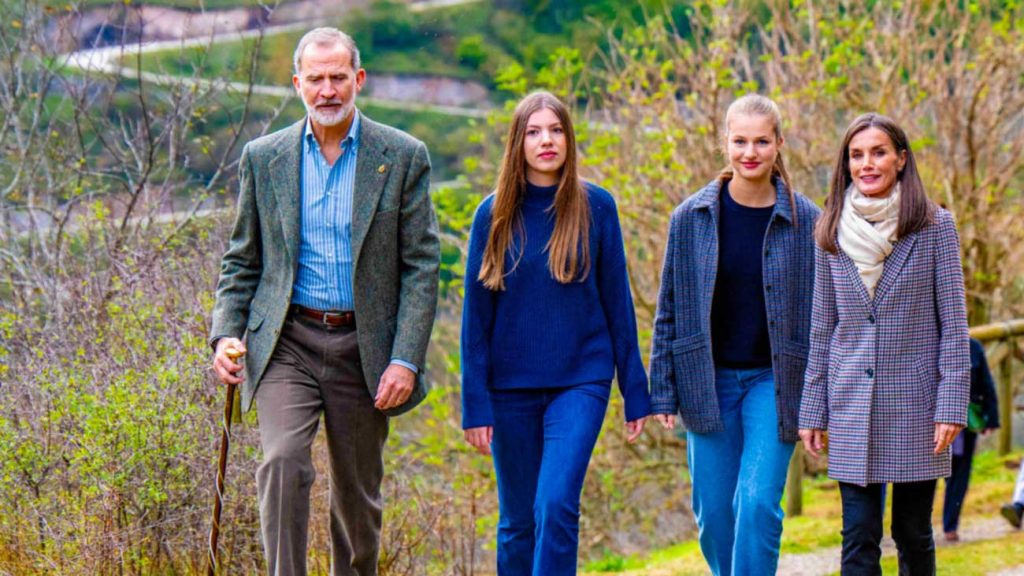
[60,0,491,119]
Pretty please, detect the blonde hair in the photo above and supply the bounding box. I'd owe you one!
[718,94,795,214]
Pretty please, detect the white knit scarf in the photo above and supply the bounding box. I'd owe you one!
[838,182,901,298]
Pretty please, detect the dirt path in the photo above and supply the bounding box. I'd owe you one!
[778,517,1016,576]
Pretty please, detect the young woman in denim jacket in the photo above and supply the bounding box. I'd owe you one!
[460,91,650,575]
[649,94,820,575]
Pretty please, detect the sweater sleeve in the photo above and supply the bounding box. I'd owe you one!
[460,199,497,429]
[933,210,971,426]
[799,246,834,430]
[595,193,651,422]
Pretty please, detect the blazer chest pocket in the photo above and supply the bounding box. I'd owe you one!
[671,333,713,409]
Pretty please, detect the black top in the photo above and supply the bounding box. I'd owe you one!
[711,182,774,368]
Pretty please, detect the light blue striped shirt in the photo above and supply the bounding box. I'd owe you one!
[292,113,417,374]
[292,114,360,312]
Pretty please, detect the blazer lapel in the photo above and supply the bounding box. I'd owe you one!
[350,115,391,267]
[837,249,873,311]
[268,120,304,262]
[871,232,918,307]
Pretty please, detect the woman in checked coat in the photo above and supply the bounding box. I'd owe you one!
[798,113,970,576]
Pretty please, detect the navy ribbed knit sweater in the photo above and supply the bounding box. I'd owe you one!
[460,181,651,429]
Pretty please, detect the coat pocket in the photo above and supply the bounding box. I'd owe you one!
[912,355,938,413]
[777,341,810,432]
[247,307,265,333]
[671,333,714,411]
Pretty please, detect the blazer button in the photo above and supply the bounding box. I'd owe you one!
[868,314,876,324]
[766,285,773,292]
[865,368,874,378]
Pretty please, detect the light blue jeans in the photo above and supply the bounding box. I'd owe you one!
[687,366,795,576]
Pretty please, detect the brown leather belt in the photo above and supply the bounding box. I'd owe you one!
[292,305,356,327]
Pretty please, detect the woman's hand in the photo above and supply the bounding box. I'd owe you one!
[653,414,676,430]
[799,428,826,458]
[464,426,493,456]
[626,417,647,443]
[934,422,964,454]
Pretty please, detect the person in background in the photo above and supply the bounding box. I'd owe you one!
[1001,459,1024,529]
[799,113,970,575]
[648,94,820,576]
[460,91,650,575]
[942,337,1000,541]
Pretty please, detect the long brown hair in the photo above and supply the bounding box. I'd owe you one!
[815,113,935,253]
[479,91,590,290]
[717,94,796,219]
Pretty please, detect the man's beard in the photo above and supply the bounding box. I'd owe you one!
[305,98,353,127]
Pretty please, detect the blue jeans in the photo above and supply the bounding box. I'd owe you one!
[489,381,610,576]
[687,366,794,576]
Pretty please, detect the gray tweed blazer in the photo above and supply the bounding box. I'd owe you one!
[209,112,440,416]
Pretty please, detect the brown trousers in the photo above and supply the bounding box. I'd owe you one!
[255,312,389,576]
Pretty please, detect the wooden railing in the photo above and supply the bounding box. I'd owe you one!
[970,319,1024,455]
[785,318,1024,517]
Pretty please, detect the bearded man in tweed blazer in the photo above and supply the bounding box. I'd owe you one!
[209,27,440,576]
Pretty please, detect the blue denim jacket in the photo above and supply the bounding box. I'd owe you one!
[649,178,820,442]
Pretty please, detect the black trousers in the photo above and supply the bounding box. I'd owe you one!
[943,431,978,533]
[839,480,937,576]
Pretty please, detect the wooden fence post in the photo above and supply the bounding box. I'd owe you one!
[1000,339,1014,455]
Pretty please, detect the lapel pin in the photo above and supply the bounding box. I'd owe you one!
[378,164,387,173]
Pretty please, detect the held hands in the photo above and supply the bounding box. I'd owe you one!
[213,338,246,385]
[799,428,826,458]
[375,363,416,411]
[934,422,964,454]
[465,426,493,455]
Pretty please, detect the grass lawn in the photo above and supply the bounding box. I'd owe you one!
[583,448,1024,575]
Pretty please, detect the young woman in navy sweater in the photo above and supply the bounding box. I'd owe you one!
[460,91,650,575]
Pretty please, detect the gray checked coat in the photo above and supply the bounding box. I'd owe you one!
[209,113,441,416]
[798,208,970,485]
[649,178,820,442]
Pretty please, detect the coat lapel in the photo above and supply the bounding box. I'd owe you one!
[692,182,720,301]
[837,248,873,311]
[871,232,918,307]
[268,120,304,262]
[350,115,391,267]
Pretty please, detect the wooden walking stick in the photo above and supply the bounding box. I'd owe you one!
[207,346,243,576]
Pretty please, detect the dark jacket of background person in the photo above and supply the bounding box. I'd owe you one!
[968,337,1000,427]
[798,209,970,486]
[648,178,820,442]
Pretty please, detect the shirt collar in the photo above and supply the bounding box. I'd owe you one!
[304,109,361,152]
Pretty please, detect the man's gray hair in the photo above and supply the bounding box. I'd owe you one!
[293,27,361,75]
